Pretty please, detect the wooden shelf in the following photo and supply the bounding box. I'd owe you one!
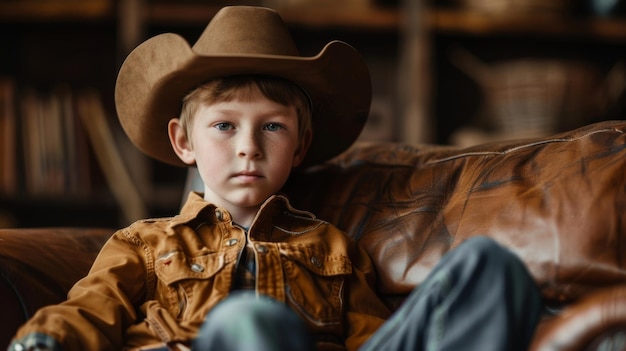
[0,0,113,22]
[147,3,400,31]
[429,9,626,42]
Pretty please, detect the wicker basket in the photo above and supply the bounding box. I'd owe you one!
[449,48,625,139]
[481,60,567,136]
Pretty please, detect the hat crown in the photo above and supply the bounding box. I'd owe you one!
[192,6,300,57]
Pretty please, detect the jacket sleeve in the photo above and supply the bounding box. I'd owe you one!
[343,240,391,351]
[10,228,152,350]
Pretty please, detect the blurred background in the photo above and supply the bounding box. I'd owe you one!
[0,0,625,228]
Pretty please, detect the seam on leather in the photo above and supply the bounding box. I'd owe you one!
[426,128,624,164]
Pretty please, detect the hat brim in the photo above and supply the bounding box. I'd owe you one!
[115,33,371,168]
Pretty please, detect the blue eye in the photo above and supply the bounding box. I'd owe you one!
[215,122,233,131]
[265,123,284,132]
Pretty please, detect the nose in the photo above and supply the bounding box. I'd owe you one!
[237,130,263,160]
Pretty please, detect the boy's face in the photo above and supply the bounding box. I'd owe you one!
[170,89,310,219]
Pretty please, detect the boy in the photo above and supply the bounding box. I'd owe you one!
[9,6,541,351]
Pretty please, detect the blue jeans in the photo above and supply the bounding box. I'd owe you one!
[193,237,542,351]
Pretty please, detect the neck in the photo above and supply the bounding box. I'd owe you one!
[227,207,258,228]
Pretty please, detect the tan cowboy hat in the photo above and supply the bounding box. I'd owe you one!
[115,5,371,168]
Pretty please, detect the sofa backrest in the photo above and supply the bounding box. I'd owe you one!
[283,120,626,307]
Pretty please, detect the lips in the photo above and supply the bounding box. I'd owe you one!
[236,170,262,177]
[233,170,263,183]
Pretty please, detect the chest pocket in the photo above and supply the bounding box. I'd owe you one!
[153,249,234,324]
[281,248,352,327]
[155,250,226,285]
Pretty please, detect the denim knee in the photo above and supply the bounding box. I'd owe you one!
[199,291,295,334]
[194,292,313,351]
[453,236,519,268]
[452,236,540,298]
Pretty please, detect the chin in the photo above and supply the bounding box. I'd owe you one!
[233,197,269,208]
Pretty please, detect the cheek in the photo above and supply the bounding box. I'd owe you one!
[192,138,230,167]
[270,134,300,155]
[195,153,228,187]
[193,132,230,153]
[272,142,301,173]
[196,148,226,167]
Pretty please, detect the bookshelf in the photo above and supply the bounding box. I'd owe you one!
[0,0,187,228]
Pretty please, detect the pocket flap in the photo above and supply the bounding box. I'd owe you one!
[281,246,352,276]
[155,250,225,285]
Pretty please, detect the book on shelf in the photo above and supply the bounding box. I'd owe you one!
[20,87,45,195]
[19,86,92,196]
[0,77,17,195]
[9,84,149,224]
[56,85,92,195]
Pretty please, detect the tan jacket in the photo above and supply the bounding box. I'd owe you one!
[13,193,390,350]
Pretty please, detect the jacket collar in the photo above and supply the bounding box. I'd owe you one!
[171,192,315,228]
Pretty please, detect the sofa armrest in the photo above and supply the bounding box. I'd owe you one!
[531,286,626,351]
[0,227,112,349]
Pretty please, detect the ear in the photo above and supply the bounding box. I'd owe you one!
[168,118,196,166]
[292,129,312,168]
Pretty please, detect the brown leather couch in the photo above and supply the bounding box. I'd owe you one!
[2,120,626,350]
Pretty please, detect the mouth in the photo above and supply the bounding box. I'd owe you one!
[232,170,264,183]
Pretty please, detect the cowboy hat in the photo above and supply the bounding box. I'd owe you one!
[115,5,371,168]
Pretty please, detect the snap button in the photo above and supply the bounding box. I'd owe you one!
[215,209,224,221]
[225,238,238,246]
[256,244,268,254]
[190,263,205,273]
[310,256,322,268]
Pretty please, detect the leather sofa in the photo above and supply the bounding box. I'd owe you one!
[2,120,625,350]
